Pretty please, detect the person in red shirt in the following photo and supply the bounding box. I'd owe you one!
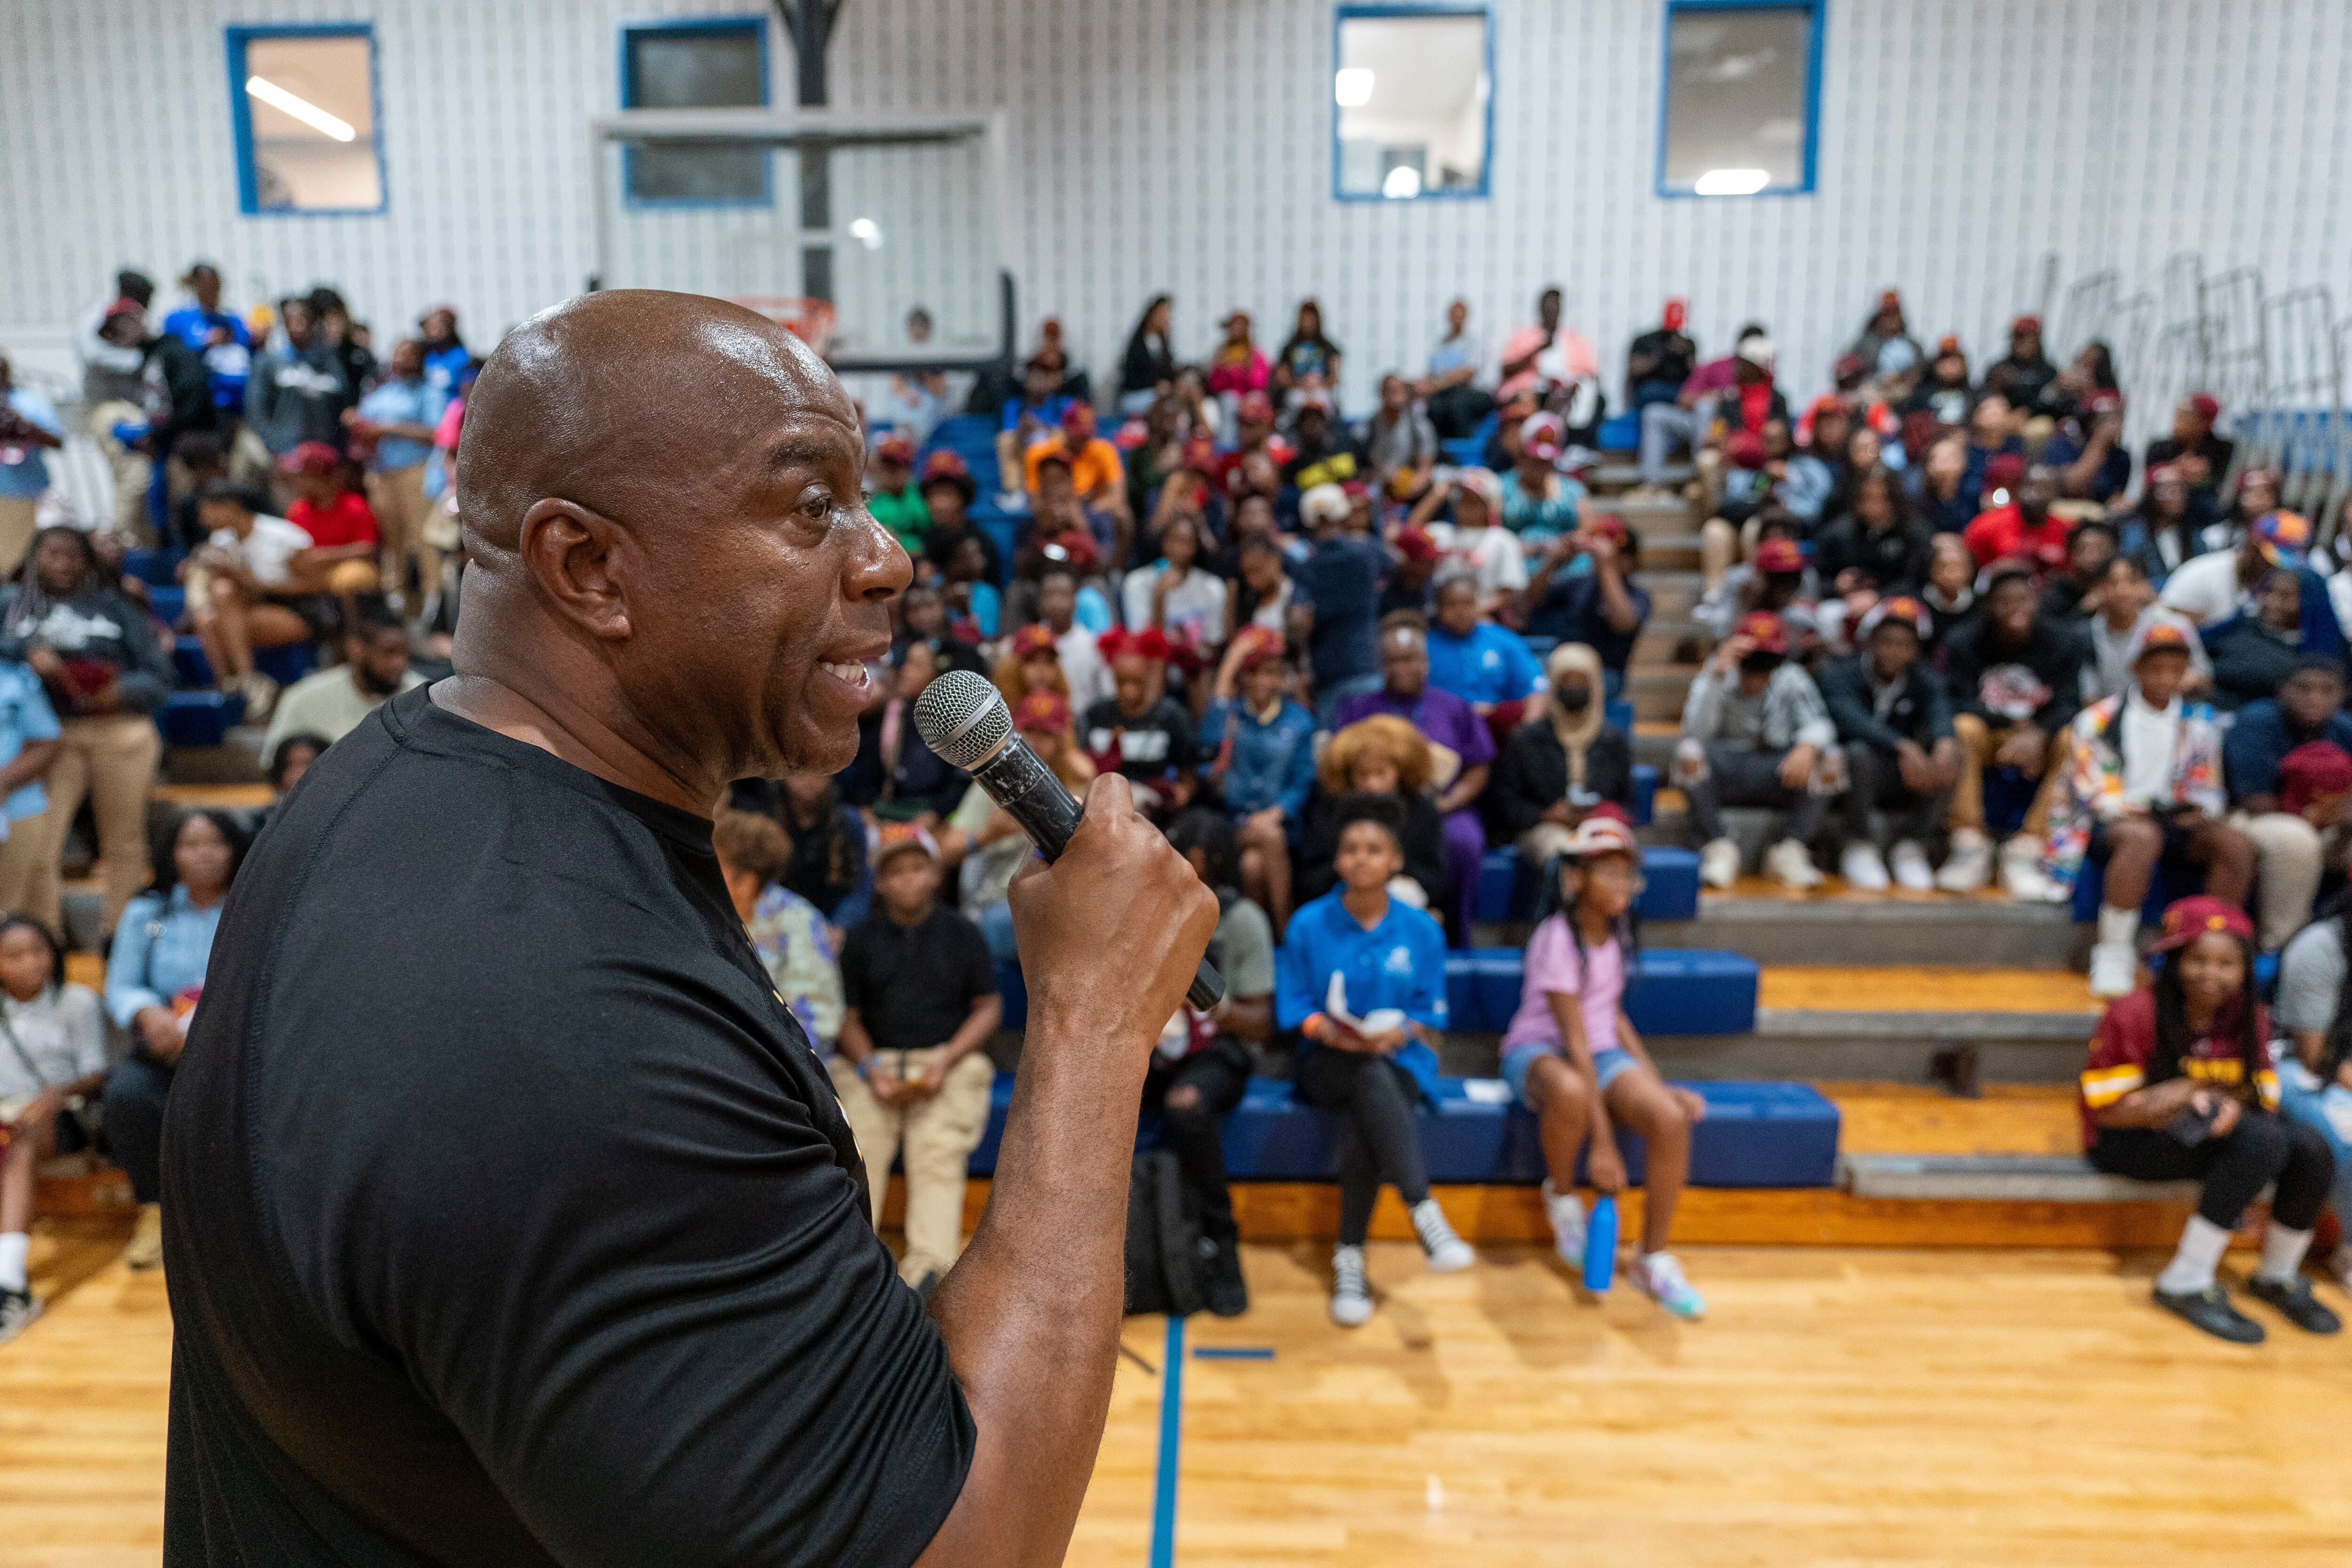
[2078,896,2339,1343]
[1209,392,1293,501]
[277,440,383,618]
[1962,462,2068,573]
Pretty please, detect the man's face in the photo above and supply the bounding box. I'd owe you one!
[1971,397,2011,441]
[1296,408,1327,450]
[1868,623,1919,680]
[876,850,940,916]
[191,270,220,310]
[922,483,967,528]
[2011,326,2040,359]
[1446,300,1468,333]
[1812,412,1851,455]
[2174,400,2209,441]
[874,456,911,493]
[1989,579,2037,640]
[1381,376,1407,412]
[2283,669,2343,731]
[283,302,314,348]
[2018,470,2057,519]
[390,340,424,379]
[1025,363,1058,399]
[2069,528,2115,581]
[421,308,456,344]
[2101,558,2152,618]
[1382,636,1428,699]
[1436,581,1479,636]
[2136,649,2189,708]
[1038,574,1076,629]
[902,588,944,638]
[1539,290,1562,329]
[350,628,411,696]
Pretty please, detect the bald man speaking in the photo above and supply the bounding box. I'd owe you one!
[159,292,1218,1567]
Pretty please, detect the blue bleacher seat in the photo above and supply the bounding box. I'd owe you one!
[254,642,317,687]
[123,546,183,588]
[1444,945,1756,1035]
[156,690,246,747]
[965,1074,1838,1188]
[1632,762,1658,825]
[1477,842,1696,925]
[1597,411,1641,452]
[173,636,213,689]
[146,585,185,626]
[1438,409,1501,470]
[1605,698,1634,735]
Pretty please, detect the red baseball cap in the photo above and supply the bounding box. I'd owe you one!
[1231,625,1287,671]
[1663,298,1687,332]
[1735,610,1790,654]
[1394,525,1441,564]
[873,433,917,465]
[1985,452,2028,488]
[1009,622,1058,659]
[2011,315,2042,334]
[277,440,342,477]
[1753,537,1806,576]
[1586,512,1630,545]
[1238,391,1275,423]
[2280,742,2352,817]
[2185,391,2221,423]
[1012,691,1071,734]
[1042,528,1099,571]
[2130,620,2195,664]
[2146,895,2253,953]
[1060,400,1097,437]
[1858,595,1931,640]
[1097,626,1171,663]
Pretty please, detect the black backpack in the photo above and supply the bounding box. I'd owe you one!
[1122,1148,1205,1317]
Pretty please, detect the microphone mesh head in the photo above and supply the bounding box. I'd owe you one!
[913,669,1013,770]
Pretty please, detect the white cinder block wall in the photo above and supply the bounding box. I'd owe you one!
[4,0,2349,419]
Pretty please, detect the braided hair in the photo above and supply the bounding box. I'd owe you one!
[2149,933,2265,1101]
[1531,850,1642,1002]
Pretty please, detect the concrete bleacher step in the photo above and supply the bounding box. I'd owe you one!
[1649,891,2083,969]
[1632,616,1703,662]
[1638,568,1702,619]
[1588,461,1692,491]
[1629,666,1700,721]
[1840,1152,2195,1204]
[1636,533,1705,571]
[1605,493,1698,534]
[162,725,269,786]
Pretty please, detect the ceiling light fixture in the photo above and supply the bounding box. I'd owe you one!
[245,75,356,141]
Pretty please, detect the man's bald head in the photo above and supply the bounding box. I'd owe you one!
[455,290,846,556]
[444,289,906,803]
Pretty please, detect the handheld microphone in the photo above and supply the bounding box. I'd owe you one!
[913,669,1224,1011]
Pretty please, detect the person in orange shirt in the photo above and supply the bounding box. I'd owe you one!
[1023,402,1128,560]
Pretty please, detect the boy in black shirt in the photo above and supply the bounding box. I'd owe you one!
[834,825,1003,1295]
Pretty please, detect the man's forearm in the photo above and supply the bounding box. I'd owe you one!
[917,1000,1152,1568]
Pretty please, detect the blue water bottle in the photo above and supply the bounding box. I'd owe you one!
[1582,1194,1618,1293]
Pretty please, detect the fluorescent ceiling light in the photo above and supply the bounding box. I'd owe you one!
[1382,165,1422,199]
[848,216,882,248]
[1334,67,1375,108]
[246,75,356,142]
[1693,167,1771,196]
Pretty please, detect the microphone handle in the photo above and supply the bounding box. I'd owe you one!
[969,737,1226,1011]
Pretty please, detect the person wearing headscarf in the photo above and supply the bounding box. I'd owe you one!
[2202,564,2346,713]
[1491,642,1636,866]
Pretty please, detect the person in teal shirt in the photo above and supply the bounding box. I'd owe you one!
[1425,576,1545,716]
[1275,795,1473,1326]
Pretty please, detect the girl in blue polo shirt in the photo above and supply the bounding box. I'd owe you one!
[1277,794,1473,1326]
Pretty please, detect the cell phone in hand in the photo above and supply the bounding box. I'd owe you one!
[2164,1101,2221,1146]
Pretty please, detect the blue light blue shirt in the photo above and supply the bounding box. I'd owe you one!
[1427,622,1543,708]
[0,662,60,824]
[357,376,436,471]
[104,885,225,1028]
[1200,696,1316,820]
[0,388,63,499]
[1276,888,1450,1102]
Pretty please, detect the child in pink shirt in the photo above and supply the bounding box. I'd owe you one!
[1501,813,1709,1319]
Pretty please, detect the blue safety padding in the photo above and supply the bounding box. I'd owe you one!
[1018,1075,1842,1188]
[123,546,183,588]
[1632,763,1658,827]
[1605,698,1634,735]
[147,586,185,627]
[1477,843,1697,925]
[156,690,246,747]
[173,636,213,690]
[254,642,317,687]
[1597,412,1640,451]
[1442,944,1756,1035]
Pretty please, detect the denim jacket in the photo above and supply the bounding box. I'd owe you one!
[104,886,223,1029]
[1200,697,1317,821]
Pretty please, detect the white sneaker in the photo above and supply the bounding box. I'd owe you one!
[1541,1179,1586,1269]
[1936,828,1992,892]
[1999,836,2058,901]
[1329,1244,1374,1326]
[1410,1198,1475,1273]
[1839,841,1890,891]
[1889,840,1934,891]
[0,1287,40,1347]
[1630,1251,1707,1321]
[2088,939,2140,998]
[1764,838,1823,890]
[1699,837,1741,890]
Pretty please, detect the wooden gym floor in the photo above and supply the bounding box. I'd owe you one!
[9,1223,2352,1566]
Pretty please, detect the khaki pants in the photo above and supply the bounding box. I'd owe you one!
[366,464,439,604]
[827,1049,996,1285]
[2236,811,2341,952]
[1949,714,2069,838]
[0,713,161,934]
[86,401,154,538]
[0,498,36,580]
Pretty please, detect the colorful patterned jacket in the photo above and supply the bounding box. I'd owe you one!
[2039,692,2225,888]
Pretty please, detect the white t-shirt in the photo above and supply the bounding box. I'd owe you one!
[1427,523,1528,597]
[211,514,314,589]
[1055,623,1114,713]
[1120,564,1229,652]
[2157,549,2246,629]
[2119,690,2182,806]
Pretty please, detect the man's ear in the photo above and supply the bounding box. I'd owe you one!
[516,497,631,642]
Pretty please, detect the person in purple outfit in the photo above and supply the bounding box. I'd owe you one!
[1333,614,1495,939]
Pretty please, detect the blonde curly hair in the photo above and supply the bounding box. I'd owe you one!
[1317,713,1435,796]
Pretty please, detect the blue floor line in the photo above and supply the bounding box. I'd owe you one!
[1192,1345,1275,1361]
[1148,1313,1187,1568]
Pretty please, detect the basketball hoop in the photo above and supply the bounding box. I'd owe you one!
[731,296,839,358]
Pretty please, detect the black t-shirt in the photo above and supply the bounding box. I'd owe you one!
[1083,695,1199,785]
[160,685,973,1567]
[840,905,997,1056]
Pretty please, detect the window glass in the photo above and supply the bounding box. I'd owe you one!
[1661,3,1817,196]
[236,30,383,214]
[1335,9,1490,200]
[624,23,767,204]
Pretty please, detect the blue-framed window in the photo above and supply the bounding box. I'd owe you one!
[620,16,771,207]
[226,24,386,215]
[1657,1,1823,198]
[1332,4,1492,202]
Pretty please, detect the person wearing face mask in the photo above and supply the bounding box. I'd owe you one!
[1493,642,1636,865]
[1677,611,1839,890]
[1818,597,1959,891]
